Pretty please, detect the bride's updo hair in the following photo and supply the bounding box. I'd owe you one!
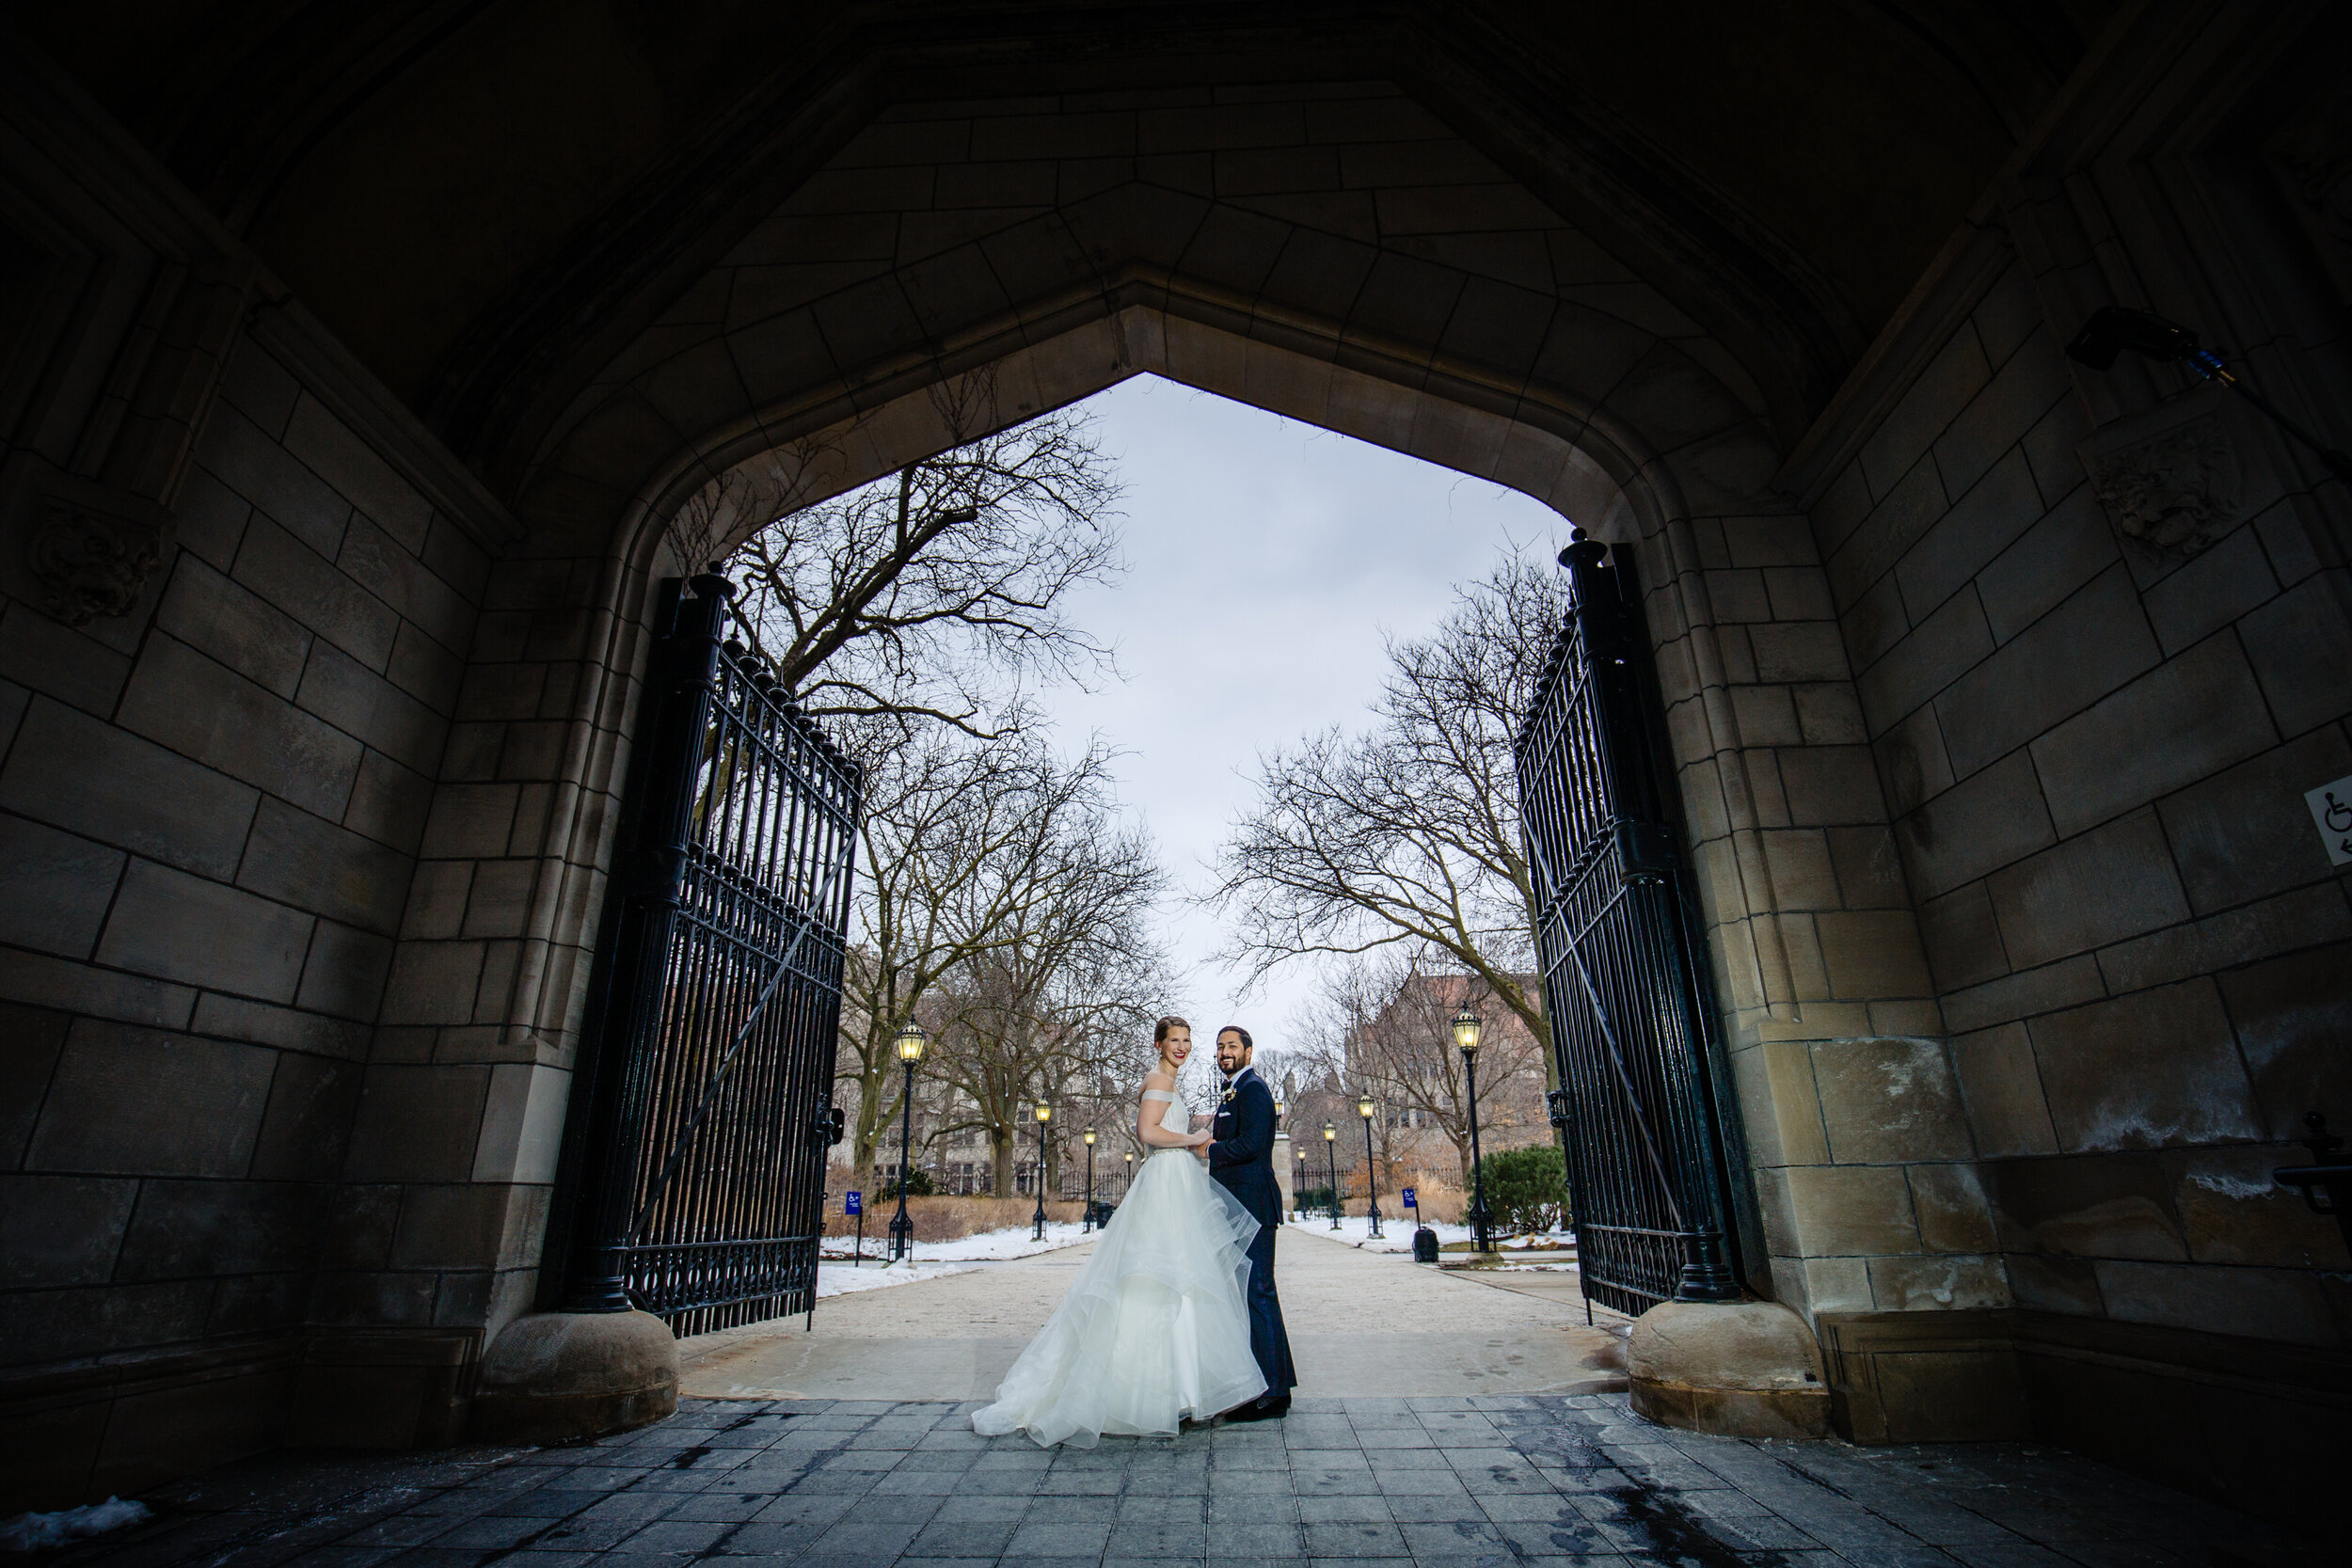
[1152,1015,1190,1045]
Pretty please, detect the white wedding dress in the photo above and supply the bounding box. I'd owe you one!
[970,1088,1266,1446]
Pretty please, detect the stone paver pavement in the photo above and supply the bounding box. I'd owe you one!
[54,1391,2315,1568]
[683,1229,1629,1402]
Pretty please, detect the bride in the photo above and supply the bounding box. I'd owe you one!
[970,1016,1267,1445]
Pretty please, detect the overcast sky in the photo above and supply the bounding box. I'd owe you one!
[1045,373,1567,1069]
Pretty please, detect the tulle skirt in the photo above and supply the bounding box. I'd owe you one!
[970,1148,1266,1446]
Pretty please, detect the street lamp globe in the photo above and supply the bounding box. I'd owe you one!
[895,1021,928,1062]
[1452,1007,1483,1054]
[1323,1120,1335,1141]
[1035,1101,1051,1123]
[1084,1128,1096,1146]
[1357,1094,1375,1120]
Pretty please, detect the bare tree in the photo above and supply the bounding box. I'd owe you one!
[1295,951,1547,1180]
[925,810,1174,1197]
[836,727,1148,1180]
[679,372,1124,738]
[1208,551,1573,1071]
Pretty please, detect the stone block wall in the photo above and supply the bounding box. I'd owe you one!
[1805,252,2352,1349]
[1626,501,1962,1315]
[0,318,508,1503]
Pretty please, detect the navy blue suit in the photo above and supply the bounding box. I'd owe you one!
[1208,1069,1295,1401]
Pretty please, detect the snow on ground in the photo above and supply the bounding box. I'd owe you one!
[821,1221,1095,1269]
[815,1259,966,1298]
[925,1221,1094,1260]
[1285,1215,1576,1258]
[0,1497,151,1552]
[1287,1214,1472,1253]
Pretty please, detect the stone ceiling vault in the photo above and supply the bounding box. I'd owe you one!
[8,0,2108,508]
[519,83,1777,568]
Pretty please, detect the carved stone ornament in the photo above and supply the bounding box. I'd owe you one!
[2074,388,2263,569]
[27,497,167,625]
[0,461,175,627]
[2084,415,2241,562]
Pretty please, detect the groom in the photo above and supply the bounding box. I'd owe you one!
[1207,1025,1295,1421]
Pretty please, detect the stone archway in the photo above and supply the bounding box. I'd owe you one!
[452,80,1833,1113]
[9,1,2346,1519]
[432,225,1925,1389]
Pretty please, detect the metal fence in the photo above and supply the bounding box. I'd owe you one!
[1513,535,1746,1318]
[551,574,860,1336]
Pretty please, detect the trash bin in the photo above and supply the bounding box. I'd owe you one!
[1412,1227,1439,1263]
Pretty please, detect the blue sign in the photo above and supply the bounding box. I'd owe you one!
[845,1191,862,1215]
[1401,1187,1417,1209]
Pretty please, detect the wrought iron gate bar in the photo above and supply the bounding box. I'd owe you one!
[556,574,859,1334]
[624,847,853,1239]
[1513,534,1744,1319]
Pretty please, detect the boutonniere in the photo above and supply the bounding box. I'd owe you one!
[1219,1087,1236,1104]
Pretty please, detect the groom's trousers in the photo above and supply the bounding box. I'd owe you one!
[1244,1224,1296,1398]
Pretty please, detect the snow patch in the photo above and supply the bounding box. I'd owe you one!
[1,1497,151,1553]
[816,1259,967,1298]
[819,1221,1095,1272]
[2187,1171,2276,1201]
[1284,1216,1571,1256]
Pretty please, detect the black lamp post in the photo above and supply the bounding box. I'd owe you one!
[889,1022,927,1261]
[1358,1094,1383,1239]
[1031,1100,1051,1242]
[1455,1006,1491,1252]
[1122,1149,1132,1204]
[1082,1128,1097,1232]
[1323,1120,1342,1229]
[1295,1144,1307,1219]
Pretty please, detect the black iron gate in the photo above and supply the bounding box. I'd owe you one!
[553,573,859,1336]
[1514,534,1744,1317]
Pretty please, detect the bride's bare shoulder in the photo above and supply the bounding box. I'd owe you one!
[1140,1070,1176,1090]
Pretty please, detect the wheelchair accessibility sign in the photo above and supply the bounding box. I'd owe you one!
[2308,774,2352,868]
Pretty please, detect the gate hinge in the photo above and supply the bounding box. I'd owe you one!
[1546,1088,1572,1129]
[620,846,688,901]
[1614,820,1678,880]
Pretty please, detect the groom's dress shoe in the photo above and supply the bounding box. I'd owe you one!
[1222,1396,1288,1423]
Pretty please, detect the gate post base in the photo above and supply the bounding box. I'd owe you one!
[1625,1300,1829,1440]
[469,1311,679,1444]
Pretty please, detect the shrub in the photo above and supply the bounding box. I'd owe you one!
[877,1168,935,1199]
[1473,1143,1569,1235]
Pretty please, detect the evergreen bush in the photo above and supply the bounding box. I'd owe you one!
[878,1168,936,1199]
[1473,1144,1569,1235]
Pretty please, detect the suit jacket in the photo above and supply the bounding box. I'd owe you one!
[1207,1069,1280,1228]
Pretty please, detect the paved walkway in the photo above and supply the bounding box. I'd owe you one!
[41,1239,2320,1566]
[682,1228,1629,1402]
[58,1391,2312,1568]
